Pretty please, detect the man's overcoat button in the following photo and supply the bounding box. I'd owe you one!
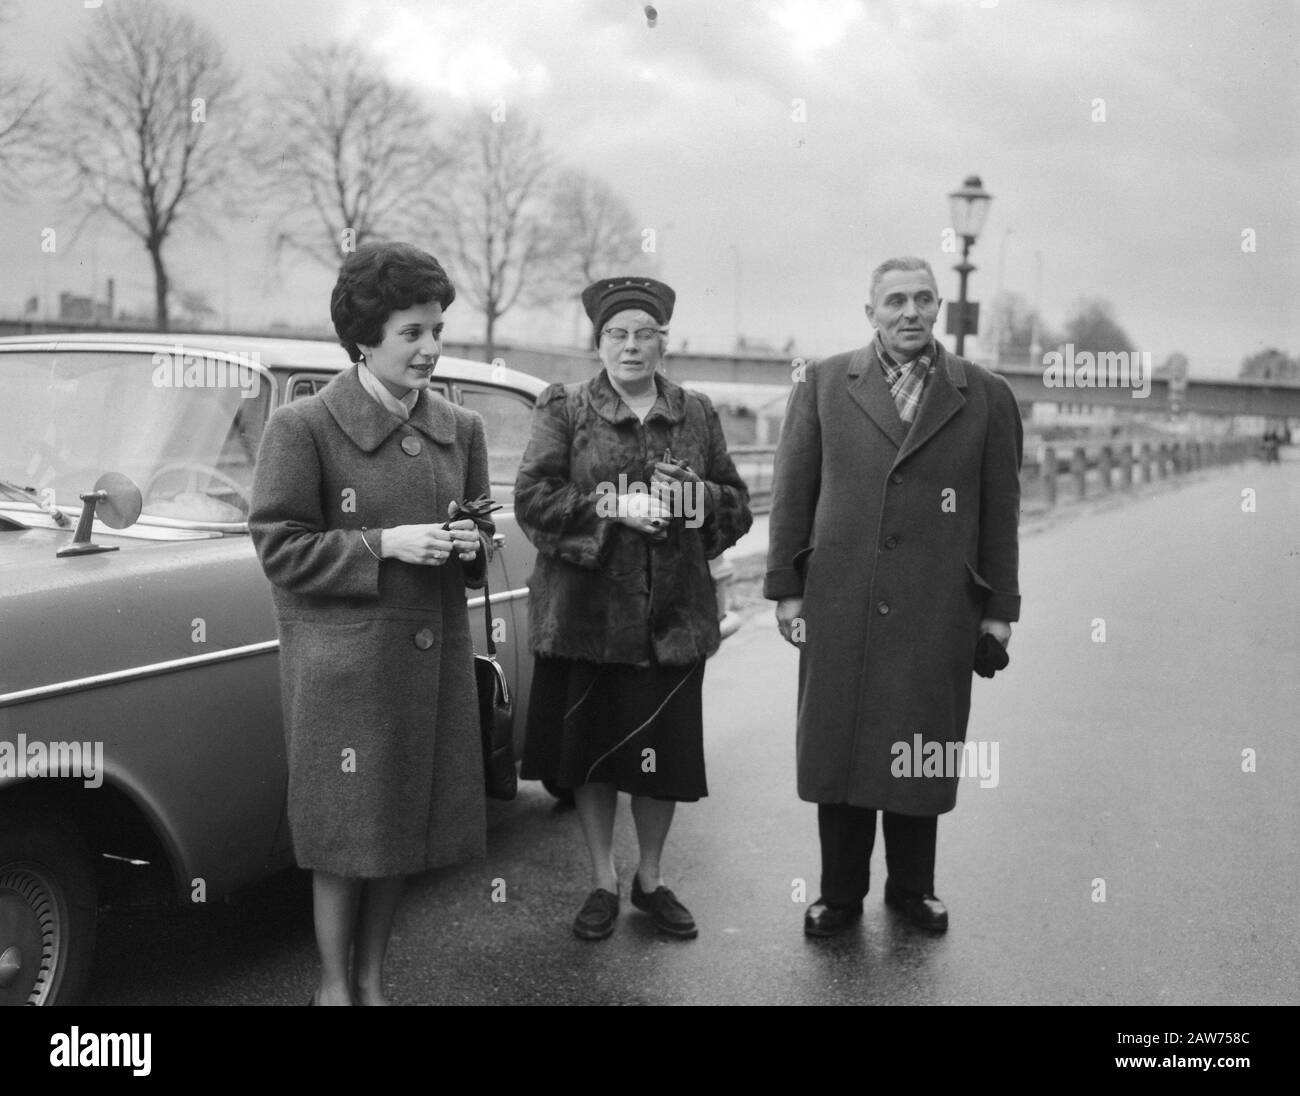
[876,602,890,615]
[884,535,899,549]
[401,436,422,456]
[413,628,435,650]
[890,472,903,485]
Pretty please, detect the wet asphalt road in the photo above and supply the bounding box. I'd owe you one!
[84,456,1299,1006]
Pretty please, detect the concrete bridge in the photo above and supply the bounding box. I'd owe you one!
[441,339,1300,419]
[456,341,1300,420]
[3,316,1297,418]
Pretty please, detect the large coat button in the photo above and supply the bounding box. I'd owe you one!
[890,472,903,484]
[876,601,890,615]
[413,628,435,650]
[401,436,423,456]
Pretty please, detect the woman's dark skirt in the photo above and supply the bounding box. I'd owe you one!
[521,656,707,801]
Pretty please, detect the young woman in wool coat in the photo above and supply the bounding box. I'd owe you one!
[250,242,491,1005]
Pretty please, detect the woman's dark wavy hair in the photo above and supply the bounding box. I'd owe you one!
[330,241,456,363]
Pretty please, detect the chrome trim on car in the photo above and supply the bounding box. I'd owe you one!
[0,588,533,706]
[0,641,280,708]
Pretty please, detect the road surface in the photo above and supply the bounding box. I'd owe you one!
[85,455,1299,1005]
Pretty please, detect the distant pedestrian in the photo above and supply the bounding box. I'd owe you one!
[515,276,752,941]
[765,256,1023,938]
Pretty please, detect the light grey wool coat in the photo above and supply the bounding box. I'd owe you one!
[764,342,1023,815]
[249,365,489,877]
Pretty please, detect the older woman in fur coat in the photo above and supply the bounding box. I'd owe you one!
[515,276,752,942]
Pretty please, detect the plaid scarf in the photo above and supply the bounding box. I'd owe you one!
[875,336,935,425]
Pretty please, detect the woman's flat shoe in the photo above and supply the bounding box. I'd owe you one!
[631,875,698,939]
[572,887,619,940]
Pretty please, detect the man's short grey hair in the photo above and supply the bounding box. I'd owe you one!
[869,257,938,304]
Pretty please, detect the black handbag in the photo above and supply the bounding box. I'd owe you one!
[449,496,517,801]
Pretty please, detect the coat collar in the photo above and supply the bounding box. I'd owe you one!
[320,364,458,453]
[588,368,687,425]
[846,342,968,460]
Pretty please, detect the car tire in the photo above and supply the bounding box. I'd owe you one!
[0,805,97,1006]
[541,780,576,807]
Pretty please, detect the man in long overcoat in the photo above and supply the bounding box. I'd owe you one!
[764,256,1022,937]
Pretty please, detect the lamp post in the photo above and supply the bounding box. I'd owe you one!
[947,175,992,356]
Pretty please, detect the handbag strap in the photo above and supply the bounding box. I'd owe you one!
[444,496,503,660]
[481,566,495,658]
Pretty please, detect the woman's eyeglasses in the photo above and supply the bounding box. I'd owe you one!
[602,327,663,346]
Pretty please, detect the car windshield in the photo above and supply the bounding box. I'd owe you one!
[0,348,271,524]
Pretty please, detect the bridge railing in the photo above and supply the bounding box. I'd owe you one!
[728,445,778,511]
[1024,436,1257,510]
[727,436,1260,515]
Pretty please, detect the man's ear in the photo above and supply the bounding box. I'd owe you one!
[864,303,876,326]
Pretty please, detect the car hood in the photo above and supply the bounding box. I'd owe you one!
[0,523,277,698]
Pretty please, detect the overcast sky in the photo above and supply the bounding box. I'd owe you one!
[2,0,1296,376]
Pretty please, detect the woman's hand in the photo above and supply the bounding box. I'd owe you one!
[381,520,481,565]
[615,492,671,540]
[650,459,701,486]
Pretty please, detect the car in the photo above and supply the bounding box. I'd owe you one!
[0,331,741,1005]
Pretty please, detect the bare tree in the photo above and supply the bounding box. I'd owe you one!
[1062,298,1135,355]
[434,111,556,362]
[0,1,47,198]
[985,291,1058,361]
[1239,348,1299,382]
[544,167,647,286]
[52,0,241,330]
[256,42,450,269]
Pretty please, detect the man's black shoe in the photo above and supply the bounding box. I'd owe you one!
[803,897,863,938]
[884,880,948,933]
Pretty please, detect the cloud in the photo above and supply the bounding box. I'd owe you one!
[0,0,1293,371]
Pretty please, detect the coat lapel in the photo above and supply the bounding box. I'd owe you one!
[408,388,458,446]
[589,369,686,425]
[648,373,687,424]
[321,366,457,453]
[896,347,968,465]
[846,345,909,449]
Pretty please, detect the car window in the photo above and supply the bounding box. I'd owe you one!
[287,375,330,401]
[457,385,535,487]
[0,349,270,523]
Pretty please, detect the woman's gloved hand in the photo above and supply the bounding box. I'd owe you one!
[443,496,502,562]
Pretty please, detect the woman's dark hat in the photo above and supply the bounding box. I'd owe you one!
[582,276,676,336]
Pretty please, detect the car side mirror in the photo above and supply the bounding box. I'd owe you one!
[56,472,143,558]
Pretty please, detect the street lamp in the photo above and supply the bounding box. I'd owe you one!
[947,174,992,356]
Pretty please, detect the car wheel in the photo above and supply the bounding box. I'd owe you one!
[541,780,576,807]
[0,806,97,1006]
